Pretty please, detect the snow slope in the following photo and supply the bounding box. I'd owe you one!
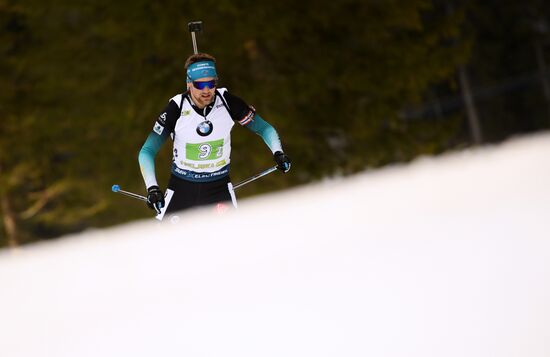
[1,133,550,357]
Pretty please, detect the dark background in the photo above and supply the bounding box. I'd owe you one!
[2,0,550,246]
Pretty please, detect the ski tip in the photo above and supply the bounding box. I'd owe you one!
[111,184,120,192]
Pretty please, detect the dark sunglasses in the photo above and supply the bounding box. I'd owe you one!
[192,79,217,90]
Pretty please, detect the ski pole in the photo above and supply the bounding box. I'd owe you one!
[111,184,147,202]
[232,166,278,190]
[112,165,277,203]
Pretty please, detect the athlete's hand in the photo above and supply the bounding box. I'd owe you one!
[146,185,165,214]
[274,151,291,173]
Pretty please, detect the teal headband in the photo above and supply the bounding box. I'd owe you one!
[186,60,217,82]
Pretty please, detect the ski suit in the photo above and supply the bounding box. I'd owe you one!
[138,88,283,214]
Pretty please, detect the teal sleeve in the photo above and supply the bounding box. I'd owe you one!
[243,114,283,153]
[138,131,169,188]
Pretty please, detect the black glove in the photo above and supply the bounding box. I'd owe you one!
[146,185,165,214]
[274,151,291,173]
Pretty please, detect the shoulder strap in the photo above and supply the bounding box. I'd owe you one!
[180,91,188,109]
[216,89,231,112]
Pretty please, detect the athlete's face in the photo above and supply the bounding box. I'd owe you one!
[188,76,217,108]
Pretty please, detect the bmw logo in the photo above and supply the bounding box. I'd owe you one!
[196,120,213,136]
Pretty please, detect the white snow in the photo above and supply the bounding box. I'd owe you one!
[1,133,550,357]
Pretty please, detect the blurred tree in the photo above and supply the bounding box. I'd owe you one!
[1,0,471,245]
[0,0,186,246]
[1,0,35,246]
[193,0,471,177]
[456,0,550,142]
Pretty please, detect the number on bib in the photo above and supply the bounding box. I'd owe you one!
[186,139,224,160]
[199,144,212,159]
